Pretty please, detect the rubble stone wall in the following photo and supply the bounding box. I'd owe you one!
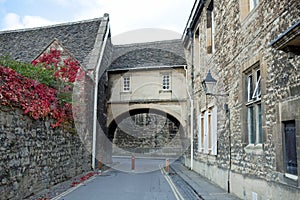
[0,106,91,200]
[186,0,300,199]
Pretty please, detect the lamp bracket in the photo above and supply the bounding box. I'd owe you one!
[206,93,229,97]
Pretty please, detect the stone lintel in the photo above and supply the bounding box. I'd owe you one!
[270,20,300,55]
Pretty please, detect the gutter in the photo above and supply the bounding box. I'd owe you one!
[107,65,185,72]
[182,0,206,41]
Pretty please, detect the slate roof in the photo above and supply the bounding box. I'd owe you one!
[0,17,104,68]
[0,17,186,72]
[109,39,187,71]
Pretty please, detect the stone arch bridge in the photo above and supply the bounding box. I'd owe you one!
[104,40,189,161]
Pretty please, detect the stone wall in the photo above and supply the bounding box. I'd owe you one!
[96,34,114,164]
[184,0,300,199]
[113,113,180,155]
[0,106,91,200]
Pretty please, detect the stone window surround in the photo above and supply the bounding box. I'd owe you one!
[197,103,218,156]
[240,54,266,154]
[245,67,262,145]
[275,97,300,185]
[239,0,260,22]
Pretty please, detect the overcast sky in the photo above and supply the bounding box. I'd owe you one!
[0,0,195,44]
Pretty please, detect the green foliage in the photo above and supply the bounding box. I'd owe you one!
[58,90,73,104]
[0,56,59,88]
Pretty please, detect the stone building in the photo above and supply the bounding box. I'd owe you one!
[0,13,113,180]
[107,40,189,158]
[183,0,300,199]
[0,10,191,184]
[1,1,299,198]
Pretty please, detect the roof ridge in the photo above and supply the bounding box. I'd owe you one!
[113,39,182,48]
[0,17,103,34]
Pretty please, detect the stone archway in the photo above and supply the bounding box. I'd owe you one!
[108,108,188,158]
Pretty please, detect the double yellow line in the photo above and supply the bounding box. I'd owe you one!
[160,165,185,200]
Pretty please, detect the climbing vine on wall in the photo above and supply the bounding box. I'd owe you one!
[0,49,85,128]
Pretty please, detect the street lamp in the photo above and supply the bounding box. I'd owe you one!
[201,70,217,95]
[202,70,228,97]
[201,70,231,193]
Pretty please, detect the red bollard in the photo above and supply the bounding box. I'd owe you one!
[165,159,169,174]
[131,154,135,171]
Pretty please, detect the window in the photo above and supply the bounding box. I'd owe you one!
[194,29,200,69]
[250,0,259,11]
[240,0,259,21]
[162,74,171,90]
[197,114,203,152]
[211,10,215,53]
[133,113,152,126]
[197,107,217,155]
[123,76,130,92]
[245,67,262,144]
[206,1,214,54]
[283,121,298,176]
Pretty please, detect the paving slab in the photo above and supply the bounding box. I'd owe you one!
[170,161,241,200]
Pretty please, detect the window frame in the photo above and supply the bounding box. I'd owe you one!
[250,0,259,12]
[206,1,214,54]
[283,120,298,177]
[245,67,262,145]
[162,73,171,91]
[197,106,217,155]
[123,76,131,92]
[211,10,215,54]
[240,0,259,21]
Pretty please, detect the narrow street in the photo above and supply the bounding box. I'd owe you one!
[54,158,201,200]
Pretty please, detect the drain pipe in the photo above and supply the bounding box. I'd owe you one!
[92,15,110,171]
[226,105,232,193]
[186,27,195,170]
[184,65,194,170]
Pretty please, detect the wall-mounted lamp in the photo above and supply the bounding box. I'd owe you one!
[201,70,217,95]
[202,70,229,97]
[202,70,231,193]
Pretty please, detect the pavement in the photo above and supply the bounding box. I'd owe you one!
[169,160,241,200]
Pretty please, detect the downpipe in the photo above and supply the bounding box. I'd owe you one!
[184,65,194,170]
[92,17,110,171]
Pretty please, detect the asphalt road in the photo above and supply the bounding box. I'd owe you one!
[57,157,180,200]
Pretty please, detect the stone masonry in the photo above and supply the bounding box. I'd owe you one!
[0,106,91,200]
[113,113,179,154]
[183,0,300,199]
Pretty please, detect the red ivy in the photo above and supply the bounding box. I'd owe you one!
[32,48,61,68]
[32,49,85,83]
[70,172,96,187]
[53,58,84,83]
[0,48,86,128]
[0,66,72,127]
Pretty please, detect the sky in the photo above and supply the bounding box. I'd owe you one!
[0,0,195,44]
